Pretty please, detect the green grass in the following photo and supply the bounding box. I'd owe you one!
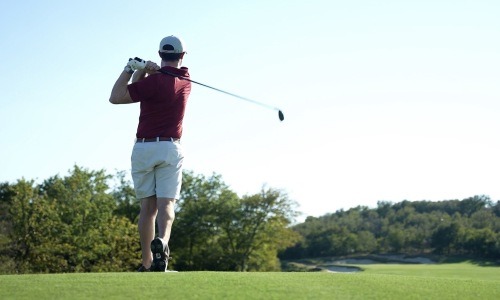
[356,262,499,281]
[1,263,499,299]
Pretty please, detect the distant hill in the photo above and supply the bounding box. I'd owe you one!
[279,196,500,260]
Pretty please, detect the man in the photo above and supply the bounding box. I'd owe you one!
[109,35,191,272]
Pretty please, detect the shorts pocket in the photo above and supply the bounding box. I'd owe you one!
[131,147,147,172]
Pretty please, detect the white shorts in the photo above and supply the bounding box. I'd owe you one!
[131,140,184,199]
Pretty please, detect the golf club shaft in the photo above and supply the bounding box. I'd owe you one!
[156,69,280,112]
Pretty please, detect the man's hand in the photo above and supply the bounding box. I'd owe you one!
[144,60,161,74]
[131,59,161,83]
[126,57,160,74]
[128,57,147,70]
[125,57,146,73]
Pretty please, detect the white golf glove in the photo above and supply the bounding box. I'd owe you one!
[124,57,147,74]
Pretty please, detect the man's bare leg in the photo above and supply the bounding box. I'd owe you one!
[138,196,157,268]
[156,197,176,244]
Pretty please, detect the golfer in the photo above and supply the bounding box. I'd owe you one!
[109,35,191,272]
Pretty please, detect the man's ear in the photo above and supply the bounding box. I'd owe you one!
[179,52,186,59]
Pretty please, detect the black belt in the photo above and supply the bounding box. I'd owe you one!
[136,137,180,143]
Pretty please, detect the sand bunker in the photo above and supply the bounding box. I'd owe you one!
[322,266,361,273]
[319,255,436,273]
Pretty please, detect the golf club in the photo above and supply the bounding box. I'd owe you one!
[128,57,285,121]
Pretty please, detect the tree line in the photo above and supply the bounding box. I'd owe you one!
[1,166,499,274]
[279,196,500,260]
[0,166,300,274]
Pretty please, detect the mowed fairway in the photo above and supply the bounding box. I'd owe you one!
[1,263,498,299]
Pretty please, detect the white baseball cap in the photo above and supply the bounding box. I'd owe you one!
[159,35,185,53]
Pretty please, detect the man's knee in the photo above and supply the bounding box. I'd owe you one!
[140,196,158,216]
[157,197,176,207]
[157,198,176,219]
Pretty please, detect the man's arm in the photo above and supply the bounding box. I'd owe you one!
[109,70,133,104]
[109,59,159,104]
[131,69,147,83]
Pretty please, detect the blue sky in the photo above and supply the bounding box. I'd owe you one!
[1,0,499,220]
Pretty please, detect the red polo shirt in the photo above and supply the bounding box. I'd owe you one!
[128,66,191,139]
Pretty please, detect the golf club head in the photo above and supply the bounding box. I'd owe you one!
[278,110,284,121]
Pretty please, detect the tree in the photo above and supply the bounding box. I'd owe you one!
[386,226,406,252]
[493,201,500,217]
[458,195,490,217]
[6,166,140,273]
[112,171,140,223]
[218,188,300,271]
[171,173,300,271]
[431,222,461,254]
[461,228,499,258]
[0,182,16,273]
[170,171,237,270]
[356,230,377,253]
[7,179,51,272]
[2,167,303,273]
[469,209,499,231]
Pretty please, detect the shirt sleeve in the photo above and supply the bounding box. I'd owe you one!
[127,75,158,103]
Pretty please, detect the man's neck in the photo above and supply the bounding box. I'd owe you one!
[161,60,181,68]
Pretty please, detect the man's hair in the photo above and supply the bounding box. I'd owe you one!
[159,52,183,62]
[159,44,183,61]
